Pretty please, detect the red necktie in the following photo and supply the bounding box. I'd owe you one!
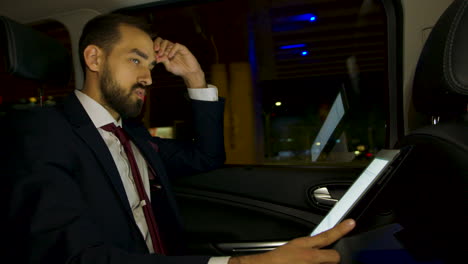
[101,123,166,255]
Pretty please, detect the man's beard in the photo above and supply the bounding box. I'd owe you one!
[100,65,145,119]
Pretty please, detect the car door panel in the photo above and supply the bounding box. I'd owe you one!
[173,165,363,255]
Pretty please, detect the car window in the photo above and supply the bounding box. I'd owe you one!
[0,0,389,168]
[119,0,389,167]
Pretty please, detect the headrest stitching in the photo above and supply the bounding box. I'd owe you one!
[1,17,16,73]
[444,0,468,93]
[9,20,18,74]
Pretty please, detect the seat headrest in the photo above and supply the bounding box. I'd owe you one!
[413,0,468,117]
[0,16,72,85]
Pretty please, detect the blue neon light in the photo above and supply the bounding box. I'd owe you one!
[280,44,306,49]
[292,13,317,22]
[301,51,308,56]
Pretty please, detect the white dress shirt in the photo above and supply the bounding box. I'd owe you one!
[75,86,229,264]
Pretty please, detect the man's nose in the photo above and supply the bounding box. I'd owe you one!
[138,69,152,86]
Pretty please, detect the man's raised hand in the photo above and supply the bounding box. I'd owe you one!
[153,37,206,88]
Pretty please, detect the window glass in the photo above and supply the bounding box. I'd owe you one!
[120,0,388,166]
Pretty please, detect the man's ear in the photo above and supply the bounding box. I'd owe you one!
[83,45,103,72]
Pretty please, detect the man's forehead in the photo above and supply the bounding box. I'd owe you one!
[116,24,154,56]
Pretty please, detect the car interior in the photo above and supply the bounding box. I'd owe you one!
[0,0,466,263]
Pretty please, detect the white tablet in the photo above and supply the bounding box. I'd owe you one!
[310,146,412,236]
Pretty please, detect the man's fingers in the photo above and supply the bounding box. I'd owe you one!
[154,37,174,57]
[160,40,170,55]
[309,219,355,248]
[167,43,185,58]
[153,37,163,51]
[151,37,201,78]
[153,37,190,63]
[309,249,341,264]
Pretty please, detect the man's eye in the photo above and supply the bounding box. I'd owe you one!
[131,58,140,64]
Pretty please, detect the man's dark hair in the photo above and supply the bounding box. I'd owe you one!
[78,13,153,74]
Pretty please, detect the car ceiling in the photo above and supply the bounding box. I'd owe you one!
[0,0,386,81]
[0,0,165,23]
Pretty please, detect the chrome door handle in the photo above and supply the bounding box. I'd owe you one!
[313,187,338,206]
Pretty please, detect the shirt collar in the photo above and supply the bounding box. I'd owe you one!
[74,89,123,128]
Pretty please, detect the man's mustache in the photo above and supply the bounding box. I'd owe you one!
[131,83,148,90]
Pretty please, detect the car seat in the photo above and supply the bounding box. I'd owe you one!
[0,16,73,258]
[392,0,468,263]
[0,15,72,107]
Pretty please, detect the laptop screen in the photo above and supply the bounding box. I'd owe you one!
[310,87,350,162]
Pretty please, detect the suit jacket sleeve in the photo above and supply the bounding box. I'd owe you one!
[148,98,226,178]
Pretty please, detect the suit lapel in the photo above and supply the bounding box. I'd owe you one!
[123,125,167,185]
[61,93,133,217]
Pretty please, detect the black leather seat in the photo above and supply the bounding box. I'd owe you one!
[392,0,468,263]
[0,16,73,255]
[0,15,72,114]
[0,14,73,162]
[0,15,72,86]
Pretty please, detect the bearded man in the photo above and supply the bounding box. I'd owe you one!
[3,13,354,264]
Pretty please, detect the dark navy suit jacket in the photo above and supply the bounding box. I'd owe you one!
[2,92,225,264]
